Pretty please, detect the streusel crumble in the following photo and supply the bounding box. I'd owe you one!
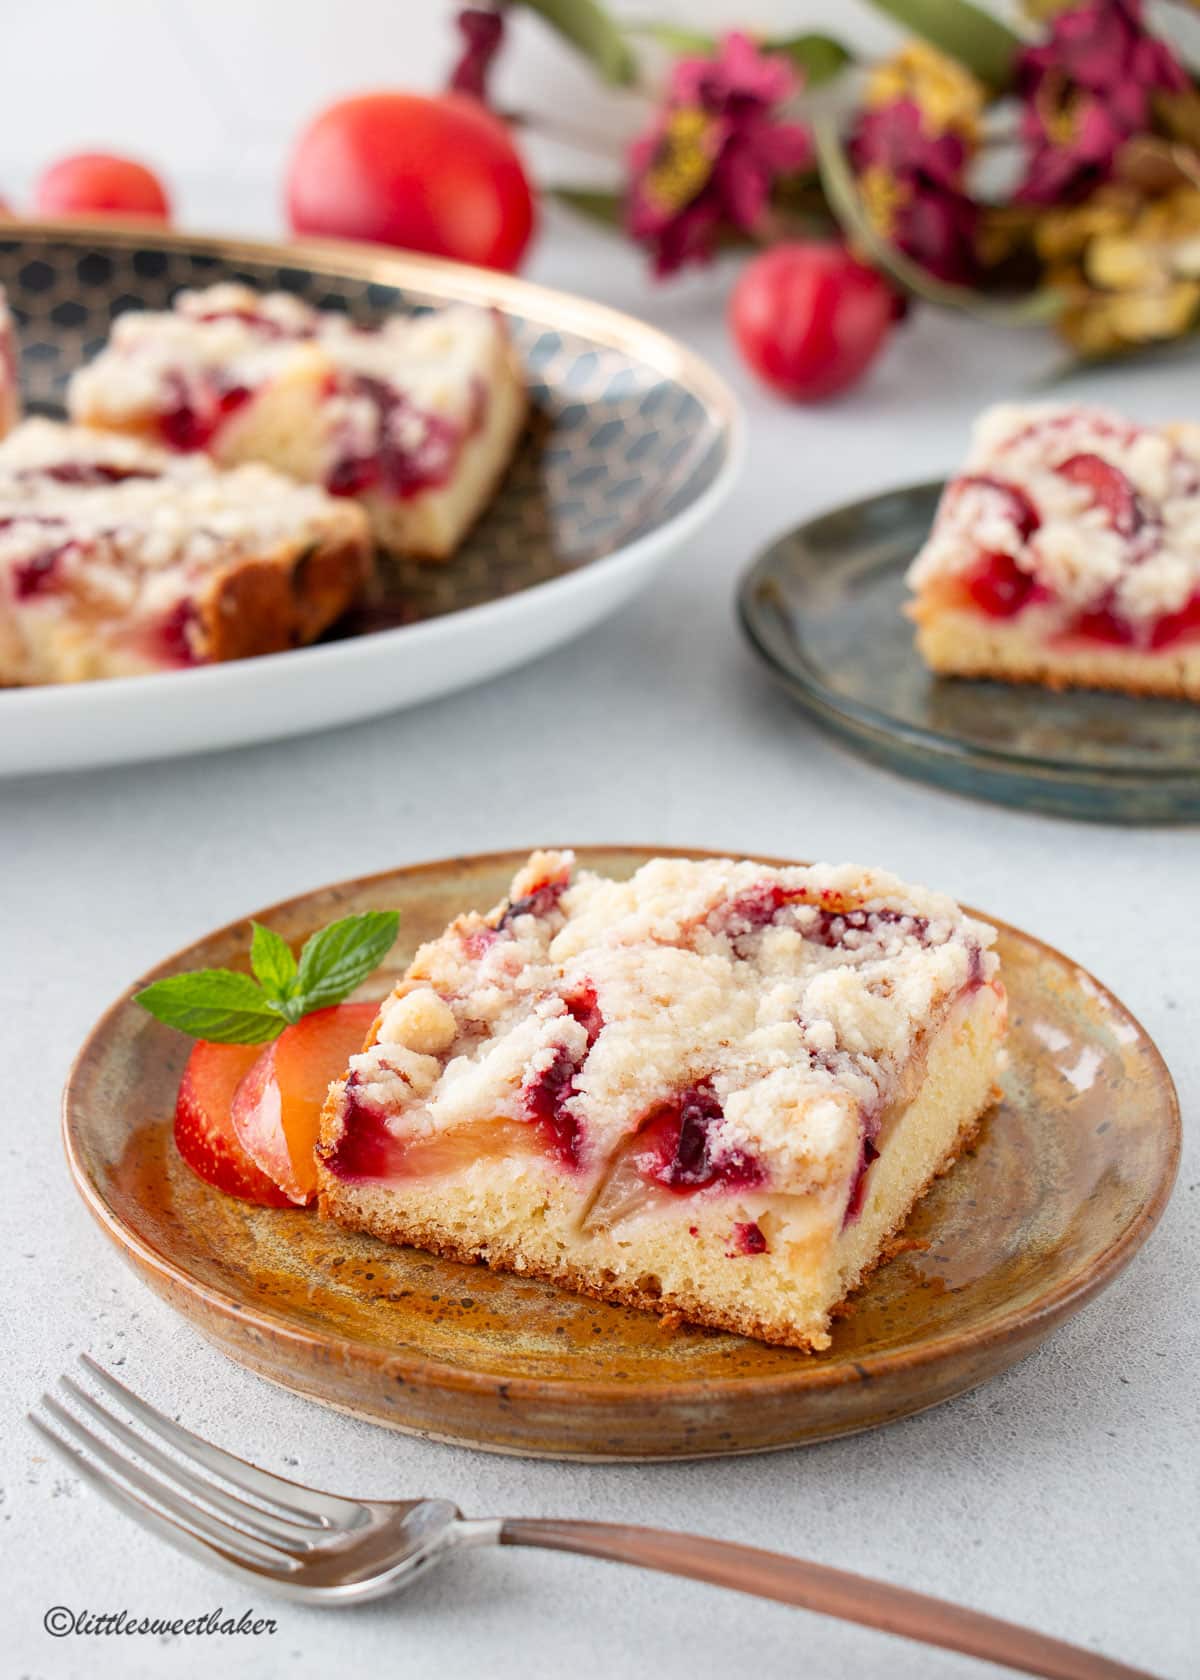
[69,284,527,560]
[908,403,1200,700]
[0,419,370,684]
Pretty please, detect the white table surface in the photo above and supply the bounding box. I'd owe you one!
[3,215,1197,1680]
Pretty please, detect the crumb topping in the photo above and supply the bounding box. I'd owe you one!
[338,851,998,1200]
[908,403,1200,623]
[0,418,361,620]
[69,282,503,432]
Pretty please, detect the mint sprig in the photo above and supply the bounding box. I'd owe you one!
[135,910,399,1044]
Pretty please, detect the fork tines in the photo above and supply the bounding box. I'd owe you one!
[28,1355,363,1581]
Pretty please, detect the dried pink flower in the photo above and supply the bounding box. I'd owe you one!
[850,99,980,284]
[1015,0,1189,203]
[627,32,813,276]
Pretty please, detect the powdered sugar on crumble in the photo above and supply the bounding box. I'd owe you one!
[0,419,357,575]
[0,419,363,651]
[69,282,503,447]
[908,402,1200,622]
[339,851,998,1197]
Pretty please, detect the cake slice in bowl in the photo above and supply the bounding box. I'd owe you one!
[0,419,370,684]
[318,850,1006,1351]
[906,402,1200,701]
[68,282,527,561]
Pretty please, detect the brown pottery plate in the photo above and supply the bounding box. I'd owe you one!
[63,848,1180,1460]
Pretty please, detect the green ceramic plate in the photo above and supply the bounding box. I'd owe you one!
[738,481,1200,823]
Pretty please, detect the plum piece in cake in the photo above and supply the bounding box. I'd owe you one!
[0,419,370,685]
[317,850,1005,1351]
[0,288,20,437]
[68,283,527,561]
[907,403,1200,700]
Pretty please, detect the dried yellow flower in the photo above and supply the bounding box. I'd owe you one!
[1039,183,1200,353]
[858,163,914,242]
[1035,186,1143,265]
[641,107,718,216]
[866,40,985,141]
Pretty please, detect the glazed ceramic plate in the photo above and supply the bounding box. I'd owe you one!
[0,222,741,775]
[63,847,1178,1461]
[738,482,1200,823]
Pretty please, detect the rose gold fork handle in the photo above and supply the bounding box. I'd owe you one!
[498,1519,1158,1680]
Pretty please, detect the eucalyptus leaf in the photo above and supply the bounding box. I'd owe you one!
[550,186,626,230]
[861,0,1021,91]
[522,0,637,86]
[624,22,715,55]
[814,116,1061,326]
[767,33,853,87]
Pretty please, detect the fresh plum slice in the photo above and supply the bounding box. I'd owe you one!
[231,1001,378,1205]
[173,1041,294,1207]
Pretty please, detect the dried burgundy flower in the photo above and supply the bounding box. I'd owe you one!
[850,98,980,285]
[448,5,506,104]
[1015,0,1189,204]
[627,32,813,277]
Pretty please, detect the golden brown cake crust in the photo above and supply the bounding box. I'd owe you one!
[912,610,1200,701]
[196,532,371,663]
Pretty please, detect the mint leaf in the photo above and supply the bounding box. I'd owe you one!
[294,911,400,1013]
[135,969,286,1044]
[250,921,298,1004]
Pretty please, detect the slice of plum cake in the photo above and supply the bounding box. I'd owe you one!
[318,850,1006,1351]
[907,402,1200,700]
[68,283,527,561]
[0,419,370,684]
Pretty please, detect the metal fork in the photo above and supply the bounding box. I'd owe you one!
[30,1358,1157,1680]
